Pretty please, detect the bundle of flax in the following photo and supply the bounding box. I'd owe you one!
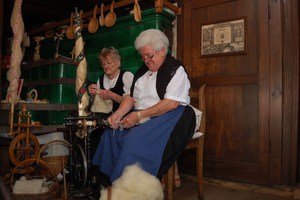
[74,8,89,116]
[6,0,24,103]
[74,8,89,137]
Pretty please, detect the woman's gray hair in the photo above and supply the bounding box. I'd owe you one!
[98,47,121,62]
[134,29,169,52]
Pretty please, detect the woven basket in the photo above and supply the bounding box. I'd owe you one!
[38,140,69,176]
[10,158,60,200]
[11,180,59,200]
[41,155,68,175]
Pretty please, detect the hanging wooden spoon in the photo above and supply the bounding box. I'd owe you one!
[88,5,99,33]
[133,0,142,22]
[104,1,117,27]
[80,10,84,29]
[66,13,75,39]
[99,3,105,27]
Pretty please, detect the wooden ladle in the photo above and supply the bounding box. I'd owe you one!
[66,13,75,40]
[104,1,117,27]
[99,3,105,27]
[133,0,142,22]
[88,5,99,33]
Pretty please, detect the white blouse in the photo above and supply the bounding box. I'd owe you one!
[133,66,191,110]
[97,71,134,96]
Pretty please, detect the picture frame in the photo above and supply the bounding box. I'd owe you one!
[200,17,246,57]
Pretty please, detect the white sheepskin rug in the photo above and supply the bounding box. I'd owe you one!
[100,163,164,200]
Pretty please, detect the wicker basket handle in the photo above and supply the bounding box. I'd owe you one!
[38,140,70,158]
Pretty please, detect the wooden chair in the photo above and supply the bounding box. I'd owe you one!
[165,84,206,200]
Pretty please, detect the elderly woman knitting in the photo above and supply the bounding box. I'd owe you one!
[92,29,196,185]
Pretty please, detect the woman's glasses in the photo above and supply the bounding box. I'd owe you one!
[101,61,116,68]
[140,51,158,61]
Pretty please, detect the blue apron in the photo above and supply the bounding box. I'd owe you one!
[92,106,185,182]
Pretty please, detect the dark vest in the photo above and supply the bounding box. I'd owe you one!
[99,71,125,112]
[130,54,185,99]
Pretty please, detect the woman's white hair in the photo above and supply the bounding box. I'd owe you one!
[134,29,169,52]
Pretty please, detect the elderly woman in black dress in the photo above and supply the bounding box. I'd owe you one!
[92,29,196,185]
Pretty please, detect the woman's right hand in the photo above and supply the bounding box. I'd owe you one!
[107,111,122,129]
[88,84,98,95]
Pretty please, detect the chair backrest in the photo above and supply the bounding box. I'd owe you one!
[198,84,206,133]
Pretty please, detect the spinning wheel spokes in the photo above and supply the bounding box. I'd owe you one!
[9,133,40,166]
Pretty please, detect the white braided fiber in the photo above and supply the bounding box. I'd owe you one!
[74,12,89,116]
[7,0,24,103]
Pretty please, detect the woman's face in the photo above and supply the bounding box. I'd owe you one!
[100,56,120,77]
[139,45,165,72]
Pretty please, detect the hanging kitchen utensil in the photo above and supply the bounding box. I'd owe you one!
[104,1,117,27]
[99,3,105,27]
[133,0,142,22]
[66,13,75,39]
[88,5,99,33]
[80,10,84,29]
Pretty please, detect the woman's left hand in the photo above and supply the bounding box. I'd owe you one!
[121,111,139,129]
[97,89,111,100]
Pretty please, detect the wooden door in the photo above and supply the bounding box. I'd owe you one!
[177,0,288,185]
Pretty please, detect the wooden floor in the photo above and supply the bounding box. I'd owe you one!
[3,173,298,200]
[173,176,298,200]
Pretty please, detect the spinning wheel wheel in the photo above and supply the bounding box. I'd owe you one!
[8,104,41,168]
[73,143,88,188]
[38,139,88,189]
[9,133,40,166]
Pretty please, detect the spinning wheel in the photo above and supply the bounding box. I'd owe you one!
[9,133,40,166]
[8,104,41,167]
[38,139,88,189]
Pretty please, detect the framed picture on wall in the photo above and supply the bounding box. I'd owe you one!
[200,17,246,57]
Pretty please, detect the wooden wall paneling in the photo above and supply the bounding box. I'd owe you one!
[178,0,274,185]
[268,0,283,185]
[256,0,270,185]
[281,0,299,185]
[178,0,192,74]
[209,0,268,184]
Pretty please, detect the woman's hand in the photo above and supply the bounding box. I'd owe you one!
[121,111,139,129]
[107,111,122,129]
[88,84,98,96]
[97,89,111,100]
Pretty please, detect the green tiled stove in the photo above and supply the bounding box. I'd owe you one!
[20,56,77,125]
